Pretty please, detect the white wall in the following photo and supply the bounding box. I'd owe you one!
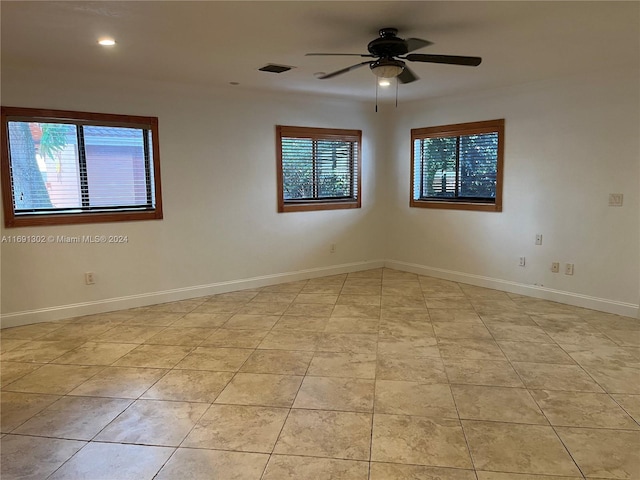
[385,67,639,316]
[2,65,638,325]
[0,66,386,325]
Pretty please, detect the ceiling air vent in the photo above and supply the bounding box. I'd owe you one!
[258,64,293,73]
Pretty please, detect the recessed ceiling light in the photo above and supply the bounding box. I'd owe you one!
[98,38,116,46]
[229,82,240,86]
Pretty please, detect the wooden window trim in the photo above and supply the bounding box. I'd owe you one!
[276,125,362,213]
[410,119,504,212]
[1,106,163,227]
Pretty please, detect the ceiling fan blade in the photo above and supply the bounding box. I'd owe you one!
[406,53,482,66]
[306,53,375,57]
[397,66,419,84]
[318,61,371,79]
[405,37,433,53]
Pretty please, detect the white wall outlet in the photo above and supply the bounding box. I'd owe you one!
[535,234,543,245]
[85,272,95,285]
[329,243,336,254]
[564,263,574,275]
[519,257,526,267]
[608,193,623,207]
[551,262,560,273]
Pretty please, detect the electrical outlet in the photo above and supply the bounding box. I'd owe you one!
[519,257,526,267]
[535,234,543,245]
[551,262,560,273]
[564,263,574,276]
[85,272,95,285]
[608,193,623,207]
[329,243,336,254]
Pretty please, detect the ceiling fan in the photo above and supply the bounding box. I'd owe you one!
[307,27,482,84]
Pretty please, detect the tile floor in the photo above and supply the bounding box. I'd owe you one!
[1,268,639,479]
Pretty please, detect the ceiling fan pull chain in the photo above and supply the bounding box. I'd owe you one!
[395,78,399,108]
[375,78,379,112]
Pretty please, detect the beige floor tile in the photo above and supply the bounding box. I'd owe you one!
[259,331,320,351]
[379,318,435,337]
[1,339,84,363]
[378,334,439,357]
[285,303,336,317]
[302,284,344,294]
[512,362,604,392]
[263,455,369,480]
[141,369,233,402]
[548,330,619,349]
[146,299,203,313]
[476,472,581,480]
[3,364,103,394]
[307,352,377,379]
[215,373,303,407]
[612,394,640,423]
[1,392,60,432]
[318,333,378,354]
[240,349,313,375]
[237,302,290,315]
[377,355,448,383]
[336,295,381,306]
[294,293,339,304]
[50,341,137,365]
[174,346,251,371]
[485,324,553,343]
[113,344,193,368]
[34,323,114,342]
[273,315,329,331]
[123,312,184,327]
[580,363,640,394]
[331,304,381,319]
[381,295,427,309]
[602,328,640,348]
[426,297,474,310]
[294,376,374,412]
[375,381,457,418]
[262,281,307,293]
[208,290,260,302]
[480,312,538,325]
[68,366,167,398]
[47,442,173,480]
[340,284,382,295]
[223,314,280,330]
[0,434,85,480]
[183,404,288,452]
[0,339,29,354]
[95,399,207,446]
[498,341,575,364]
[382,284,424,297]
[93,324,166,343]
[462,420,582,476]
[556,426,640,479]
[438,338,506,360]
[372,414,472,468]
[202,328,269,348]
[143,327,212,346]
[14,396,131,440]
[0,323,63,340]
[428,309,482,323]
[531,390,638,429]
[380,307,431,322]
[370,463,476,480]
[274,409,371,460]
[443,359,524,387]
[0,362,43,387]
[325,317,379,334]
[171,312,232,327]
[155,448,269,480]
[433,322,492,339]
[250,292,297,303]
[451,385,547,424]
[563,343,640,366]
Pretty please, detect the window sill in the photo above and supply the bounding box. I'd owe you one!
[279,200,361,213]
[4,209,163,228]
[410,199,501,212]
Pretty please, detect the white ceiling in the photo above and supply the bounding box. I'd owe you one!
[2,1,638,102]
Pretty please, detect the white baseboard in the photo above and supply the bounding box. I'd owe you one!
[3,258,637,328]
[0,259,385,328]
[385,259,639,318]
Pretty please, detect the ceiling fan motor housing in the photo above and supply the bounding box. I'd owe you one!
[367,28,409,57]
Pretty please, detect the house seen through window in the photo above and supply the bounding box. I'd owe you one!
[1,107,163,227]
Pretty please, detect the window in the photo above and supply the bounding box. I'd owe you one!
[411,119,504,212]
[276,125,361,212]
[1,107,162,227]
